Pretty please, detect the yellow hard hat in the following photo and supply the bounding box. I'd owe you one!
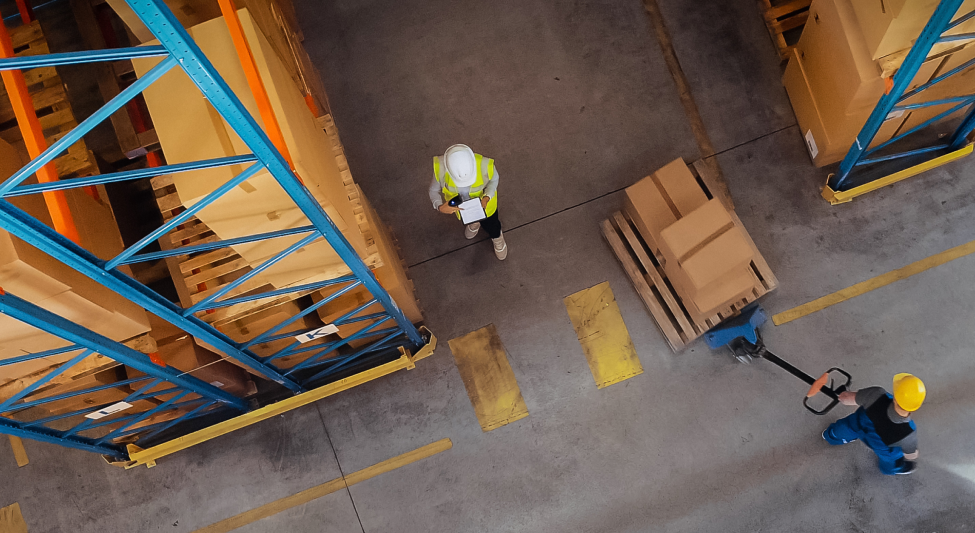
[893,373,925,411]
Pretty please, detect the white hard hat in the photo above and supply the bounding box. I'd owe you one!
[444,144,476,187]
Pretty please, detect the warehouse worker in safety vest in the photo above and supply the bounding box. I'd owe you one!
[822,373,925,475]
[429,144,507,260]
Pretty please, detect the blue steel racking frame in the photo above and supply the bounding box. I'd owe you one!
[0,0,425,459]
[825,0,975,202]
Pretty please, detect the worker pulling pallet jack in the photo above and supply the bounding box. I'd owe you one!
[705,304,925,476]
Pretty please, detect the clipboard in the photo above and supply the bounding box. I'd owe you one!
[458,198,487,224]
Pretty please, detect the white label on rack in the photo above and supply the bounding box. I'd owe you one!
[804,130,819,158]
[295,324,340,343]
[85,401,133,420]
[886,109,905,121]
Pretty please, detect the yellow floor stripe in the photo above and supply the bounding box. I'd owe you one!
[773,238,975,325]
[448,324,529,432]
[8,436,28,467]
[564,282,643,389]
[194,438,452,533]
[0,503,28,533]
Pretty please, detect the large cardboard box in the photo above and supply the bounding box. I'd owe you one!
[656,199,756,322]
[133,9,368,292]
[782,46,936,166]
[848,0,975,60]
[622,159,708,251]
[798,0,885,117]
[0,141,150,381]
[155,335,256,397]
[312,285,385,348]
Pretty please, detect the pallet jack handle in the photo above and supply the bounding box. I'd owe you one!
[704,303,852,415]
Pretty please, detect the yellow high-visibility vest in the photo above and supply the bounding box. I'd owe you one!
[433,153,498,219]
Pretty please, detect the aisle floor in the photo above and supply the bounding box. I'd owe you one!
[5,0,975,531]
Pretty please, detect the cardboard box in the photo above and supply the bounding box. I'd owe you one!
[623,159,708,249]
[620,159,765,323]
[798,0,885,117]
[132,10,369,292]
[0,140,151,378]
[312,285,385,345]
[782,47,930,166]
[656,199,756,322]
[155,335,256,397]
[850,0,955,60]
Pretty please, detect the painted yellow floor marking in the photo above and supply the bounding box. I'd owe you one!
[194,438,452,533]
[8,436,27,468]
[564,282,643,388]
[773,238,975,325]
[448,324,529,431]
[0,503,28,533]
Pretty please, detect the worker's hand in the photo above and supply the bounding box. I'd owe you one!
[438,203,460,215]
[838,391,858,406]
[480,196,490,209]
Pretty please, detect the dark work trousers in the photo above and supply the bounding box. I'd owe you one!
[472,210,502,239]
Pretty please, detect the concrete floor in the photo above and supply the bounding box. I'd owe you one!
[5,0,975,531]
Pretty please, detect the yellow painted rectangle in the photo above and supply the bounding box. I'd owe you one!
[564,282,643,388]
[773,238,975,325]
[195,438,451,533]
[0,503,28,533]
[448,324,529,431]
[8,436,27,467]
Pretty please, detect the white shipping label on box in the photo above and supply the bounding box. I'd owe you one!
[886,110,905,121]
[804,130,819,158]
[209,381,225,388]
[295,324,340,343]
[85,401,133,420]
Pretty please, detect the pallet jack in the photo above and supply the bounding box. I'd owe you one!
[704,303,852,415]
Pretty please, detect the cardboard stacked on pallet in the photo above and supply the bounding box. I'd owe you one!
[0,139,151,384]
[133,10,369,296]
[782,0,975,166]
[622,160,760,323]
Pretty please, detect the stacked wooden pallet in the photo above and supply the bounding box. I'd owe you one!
[0,21,99,178]
[603,159,777,351]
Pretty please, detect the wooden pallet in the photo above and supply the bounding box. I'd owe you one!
[0,21,99,178]
[601,162,778,352]
[758,0,811,61]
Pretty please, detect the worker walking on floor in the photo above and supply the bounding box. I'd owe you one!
[429,144,507,260]
[823,373,925,475]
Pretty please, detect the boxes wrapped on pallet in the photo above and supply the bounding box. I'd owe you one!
[657,199,758,323]
[132,9,370,294]
[622,161,760,323]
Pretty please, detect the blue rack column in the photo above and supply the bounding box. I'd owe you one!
[0,289,252,460]
[823,0,975,204]
[125,0,425,349]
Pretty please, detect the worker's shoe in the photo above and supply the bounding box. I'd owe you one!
[465,222,480,240]
[895,461,918,475]
[823,428,850,445]
[492,233,508,261]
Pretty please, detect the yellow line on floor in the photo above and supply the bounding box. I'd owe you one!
[564,282,643,389]
[194,438,452,533]
[773,239,975,325]
[0,502,28,533]
[8,436,28,467]
[448,324,530,432]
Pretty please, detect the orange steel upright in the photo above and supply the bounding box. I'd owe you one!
[0,21,81,244]
[217,0,296,171]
